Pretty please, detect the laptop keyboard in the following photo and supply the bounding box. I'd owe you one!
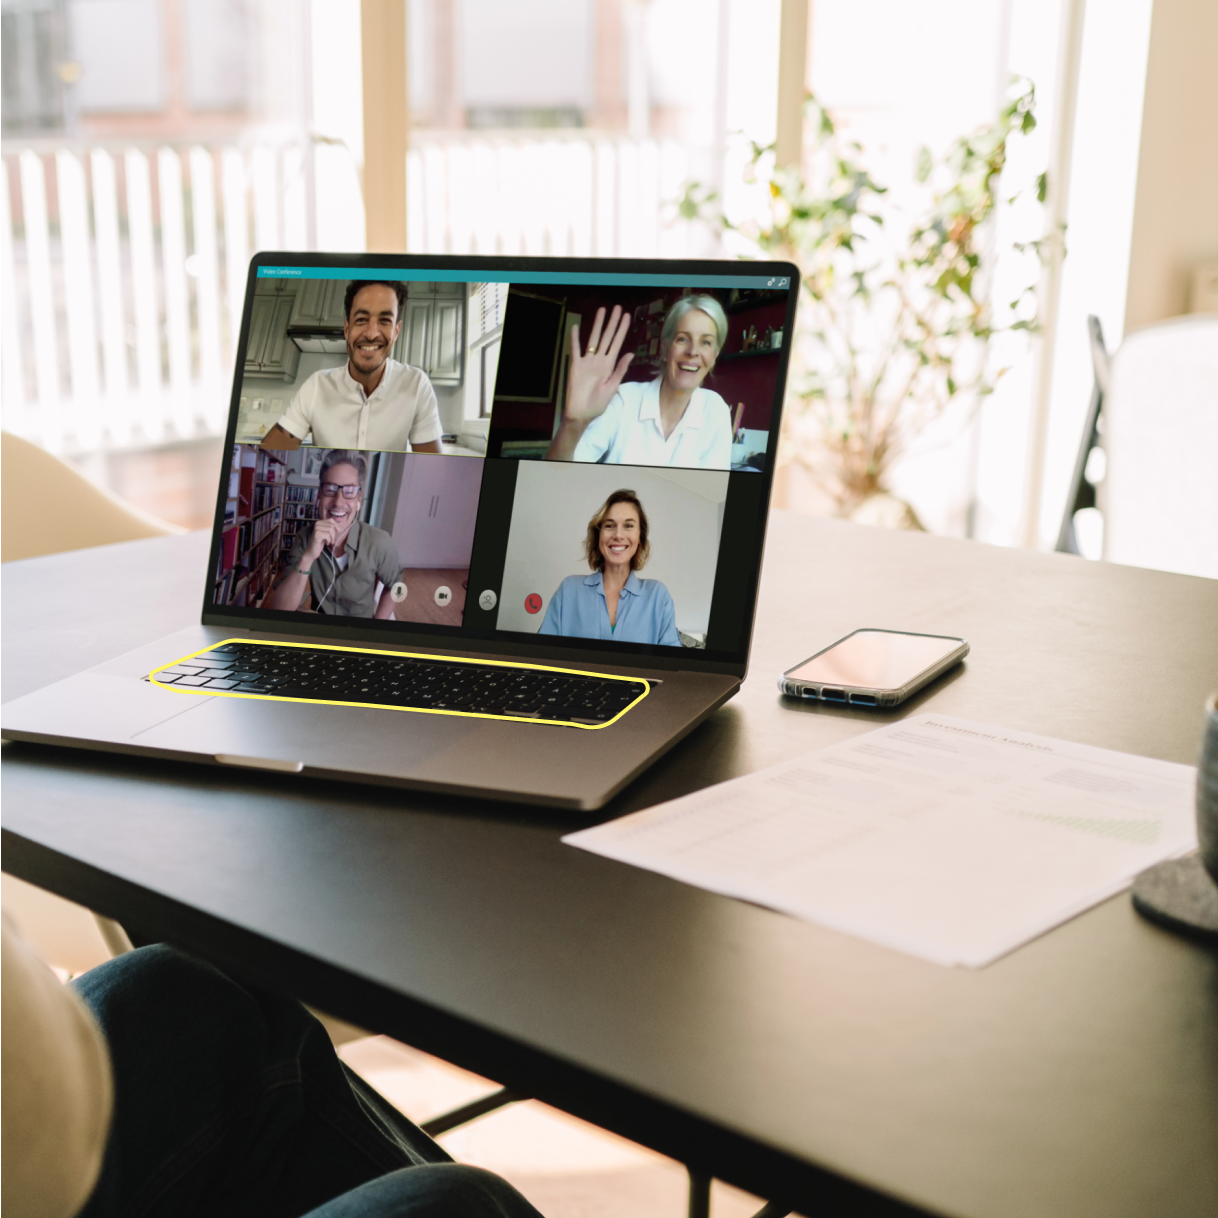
[150,641,649,728]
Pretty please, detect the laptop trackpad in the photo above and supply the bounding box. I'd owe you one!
[134,694,478,777]
[2,673,215,744]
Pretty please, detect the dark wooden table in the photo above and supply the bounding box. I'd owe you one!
[4,516,1217,1218]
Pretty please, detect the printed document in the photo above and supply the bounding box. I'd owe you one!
[564,715,1198,967]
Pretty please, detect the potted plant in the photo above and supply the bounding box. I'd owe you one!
[683,81,1049,526]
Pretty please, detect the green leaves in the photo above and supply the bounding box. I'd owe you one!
[675,181,718,222]
[676,80,1046,509]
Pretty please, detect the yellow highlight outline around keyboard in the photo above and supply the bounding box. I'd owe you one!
[149,638,650,729]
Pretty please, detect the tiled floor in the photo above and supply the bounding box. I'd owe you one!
[339,1036,770,1218]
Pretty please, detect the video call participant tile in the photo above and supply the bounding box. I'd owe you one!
[486,283,782,473]
[215,444,483,628]
[495,461,729,650]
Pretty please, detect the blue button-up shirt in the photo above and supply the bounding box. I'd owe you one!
[537,570,680,647]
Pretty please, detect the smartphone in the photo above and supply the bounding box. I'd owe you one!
[778,629,969,708]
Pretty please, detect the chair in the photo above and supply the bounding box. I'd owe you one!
[1056,316,1110,557]
[1056,316,1218,578]
[0,431,183,563]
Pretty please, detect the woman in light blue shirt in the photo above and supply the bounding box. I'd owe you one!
[538,489,680,647]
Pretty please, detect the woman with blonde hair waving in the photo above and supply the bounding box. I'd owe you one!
[545,295,733,469]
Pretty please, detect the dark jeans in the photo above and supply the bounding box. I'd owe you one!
[71,946,542,1218]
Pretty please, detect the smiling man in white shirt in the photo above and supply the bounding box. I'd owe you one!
[262,281,443,453]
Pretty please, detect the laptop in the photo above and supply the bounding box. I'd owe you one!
[2,252,798,810]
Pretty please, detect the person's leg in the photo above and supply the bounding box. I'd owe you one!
[303,1165,544,1218]
[72,945,451,1218]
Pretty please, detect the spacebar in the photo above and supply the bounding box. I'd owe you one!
[251,686,563,717]
[272,685,323,699]
[274,686,425,706]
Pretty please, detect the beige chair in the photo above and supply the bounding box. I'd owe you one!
[1,431,185,970]
[1,431,183,564]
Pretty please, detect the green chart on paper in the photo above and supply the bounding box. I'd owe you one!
[1009,808,1161,845]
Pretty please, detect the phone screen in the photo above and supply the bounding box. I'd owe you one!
[787,631,961,691]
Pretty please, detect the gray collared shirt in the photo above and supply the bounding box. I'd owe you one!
[283,519,402,617]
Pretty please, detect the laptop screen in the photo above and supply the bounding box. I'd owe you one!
[206,255,798,670]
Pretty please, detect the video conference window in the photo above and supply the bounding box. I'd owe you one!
[486,283,784,473]
[497,462,729,649]
[235,276,497,457]
[215,445,483,626]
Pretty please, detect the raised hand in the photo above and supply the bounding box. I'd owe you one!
[563,305,633,425]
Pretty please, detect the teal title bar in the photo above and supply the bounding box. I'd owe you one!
[257,266,792,290]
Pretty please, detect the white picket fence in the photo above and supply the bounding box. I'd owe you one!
[1,134,700,456]
[405,136,696,261]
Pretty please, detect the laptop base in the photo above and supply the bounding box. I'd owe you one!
[1,625,738,811]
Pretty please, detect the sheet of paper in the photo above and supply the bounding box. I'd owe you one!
[564,715,1198,967]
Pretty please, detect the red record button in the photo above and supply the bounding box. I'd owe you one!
[525,593,543,614]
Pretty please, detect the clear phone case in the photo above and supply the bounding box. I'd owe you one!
[777,629,969,709]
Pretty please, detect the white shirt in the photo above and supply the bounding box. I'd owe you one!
[572,378,732,470]
[277,359,443,451]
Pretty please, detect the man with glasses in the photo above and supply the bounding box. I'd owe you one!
[269,451,402,619]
